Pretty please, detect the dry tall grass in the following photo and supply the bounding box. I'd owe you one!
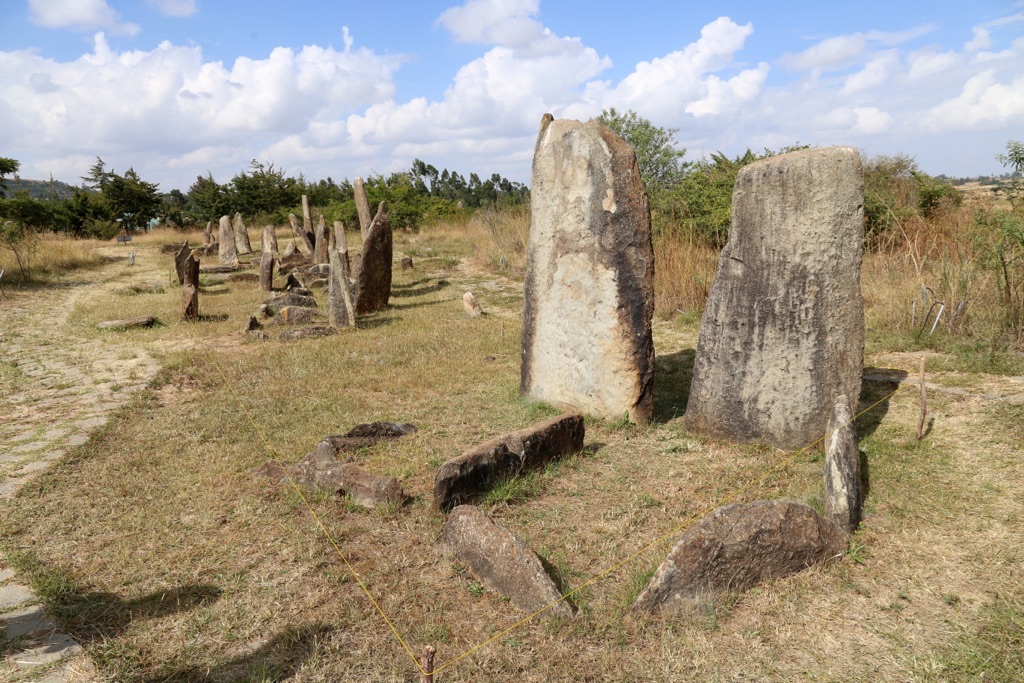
[0,233,106,284]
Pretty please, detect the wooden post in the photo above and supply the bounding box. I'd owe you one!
[420,645,435,683]
[916,355,927,441]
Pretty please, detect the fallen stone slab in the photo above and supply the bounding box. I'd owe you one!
[317,422,417,456]
[442,505,573,618]
[271,306,324,325]
[264,292,317,309]
[279,326,336,341]
[227,272,259,283]
[632,499,848,614]
[96,316,157,331]
[200,265,239,274]
[433,414,584,511]
[119,282,164,295]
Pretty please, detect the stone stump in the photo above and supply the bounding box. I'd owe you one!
[181,251,200,321]
[314,215,328,264]
[684,146,864,450]
[354,176,372,242]
[217,215,237,265]
[261,224,278,255]
[233,212,252,254]
[521,114,655,424]
[173,242,190,285]
[353,203,392,314]
[328,248,356,328]
[825,395,862,533]
[258,251,276,292]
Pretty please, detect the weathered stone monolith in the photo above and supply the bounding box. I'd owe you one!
[203,221,214,246]
[258,251,275,292]
[632,500,848,614]
[825,395,862,533]
[333,221,350,276]
[181,251,199,321]
[353,176,371,241]
[301,194,313,242]
[283,239,297,259]
[328,248,356,328]
[353,203,392,314]
[314,215,328,264]
[683,147,865,450]
[217,215,237,265]
[173,242,189,285]
[233,212,252,254]
[521,114,654,424]
[261,224,278,255]
[288,213,314,254]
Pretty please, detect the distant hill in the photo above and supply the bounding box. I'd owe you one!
[0,178,80,201]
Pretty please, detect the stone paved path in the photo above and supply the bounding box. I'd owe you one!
[1,247,167,682]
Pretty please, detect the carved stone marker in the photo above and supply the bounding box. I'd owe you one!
[632,500,848,614]
[433,413,584,511]
[353,176,372,241]
[262,224,278,255]
[258,251,275,292]
[442,505,573,618]
[353,203,392,315]
[181,250,199,321]
[233,212,252,254]
[684,147,865,450]
[825,395,862,533]
[173,242,189,285]
[314,215,328,264]
[217,215,237,265]
[328,248,356,328]
[521,114,655,424]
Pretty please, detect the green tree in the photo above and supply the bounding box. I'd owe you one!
[594,108,687,190]
[104,168,160,231]
[0,157,20,192]
[230,160,300,220]
[186,173,232,223]
[0,191,59,279]
[996,140,1024,210]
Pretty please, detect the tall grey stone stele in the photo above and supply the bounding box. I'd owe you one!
[521,114,655,424]
[684,146,865,450]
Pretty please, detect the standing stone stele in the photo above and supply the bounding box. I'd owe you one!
[217,215,237,265]
[825,395,862,533]
[301,195,313,244]
[521,114,655,424]
[181,251,200,321]
[288,213,313,254]
[233,212,252,254]
[314,215,328,264]
[173,242,190,285]
[258,250,276,292]
[261,224,278,255]
[328,248,356,328]
[203,221,214,246]
[353,203,392,314]
[333,221,350,276]
[683,146,865,450]
[353,176,372,243]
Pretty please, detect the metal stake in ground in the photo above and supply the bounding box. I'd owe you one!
[420,645,435,683]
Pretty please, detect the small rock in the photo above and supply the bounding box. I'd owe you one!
[243,316,262,332]
[264,292,317,309]
[401,256,414,271]
[463,291,483,317]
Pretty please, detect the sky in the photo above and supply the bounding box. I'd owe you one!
[1,0,1023,193]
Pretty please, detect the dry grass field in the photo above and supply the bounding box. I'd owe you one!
[1,219,1022,682]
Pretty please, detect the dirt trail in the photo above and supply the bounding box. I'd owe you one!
[1,246,167,682]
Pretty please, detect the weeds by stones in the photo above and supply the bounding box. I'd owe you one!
[522,114,655,424]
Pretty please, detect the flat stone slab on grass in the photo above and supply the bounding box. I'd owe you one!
[632,499,848,614]
[279,326,336,341]
[0,583,36,610]
[317,422,417,456]
[264,292,317,309]
[96,316,156,331]
[442,505,573,619]
[255,446,404,508]
[433,414,584,511]
[270,306,324,325]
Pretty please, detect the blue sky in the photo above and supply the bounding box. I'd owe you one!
[1,0,1022,192]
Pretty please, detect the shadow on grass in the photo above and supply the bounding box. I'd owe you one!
[652,349,695,424]
[196,313,230,322]
[390,279,451,298]
[387,298,451,311]
[858,367,909,440]
[356,315,400,330]
[141,623,334,683]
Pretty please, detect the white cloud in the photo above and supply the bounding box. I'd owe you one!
[28,0,139,36]
[907,48,959,81]
[781,24,934,71]
[840,51,898,94]
[147,0,198,18]
[965,27,991,52]
[924,71,1024,130]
